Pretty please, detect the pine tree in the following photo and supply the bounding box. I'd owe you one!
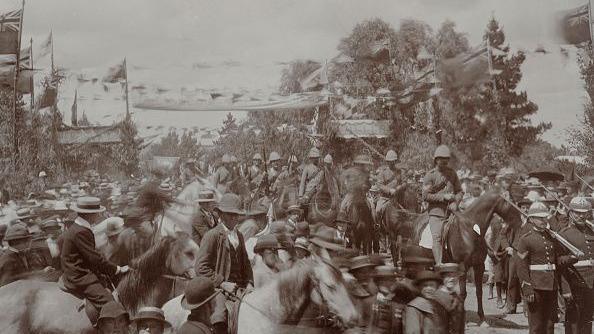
[114,113,141,175]
[219,113,238,137]
[481,17,550,161]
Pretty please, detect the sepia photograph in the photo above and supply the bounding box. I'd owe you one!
[1,0,594,333]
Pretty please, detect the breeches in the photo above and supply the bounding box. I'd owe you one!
[428,215,444,244]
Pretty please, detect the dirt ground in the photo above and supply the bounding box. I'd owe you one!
[464,284,566,333]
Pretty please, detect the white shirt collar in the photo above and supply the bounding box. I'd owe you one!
[74,216,92,230]
[220,221,239,249]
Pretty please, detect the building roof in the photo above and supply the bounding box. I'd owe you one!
[333,119,391,139]
[57,126,122,145]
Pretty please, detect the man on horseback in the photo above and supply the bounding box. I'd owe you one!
[212,154,234,194]
[196,193,253,334]
[422,145,462,265]
[191,190,219,246]
[299,147,322,206]
[60,197,129,326]
[248,153,265,190]
[375,150,406,223]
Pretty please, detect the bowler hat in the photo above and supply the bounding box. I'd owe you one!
[132,307,171,329]
[97,301,129,323]
[215,193,246,215]
[181,277,219,310]
[70,197,106,214]
[253,234,280,253]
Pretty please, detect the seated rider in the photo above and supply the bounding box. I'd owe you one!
[422,145,462,265]
[60,197,129,325]
[375,149,407,220]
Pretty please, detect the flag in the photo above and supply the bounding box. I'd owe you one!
[37,31,52,58]
[16,69,33,94]
[102,60,126,83]
[0,9,22,32]
[556,4,591,45]
[71,90,78,126]
[19,46,31,69]
[0,31,18,54]
[37,85,57,109]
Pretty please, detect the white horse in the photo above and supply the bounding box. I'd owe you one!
[162,256,359,334]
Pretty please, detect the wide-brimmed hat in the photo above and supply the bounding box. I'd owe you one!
[254,234,281,253]
[181,277,219,310]
[349,255,381,271]
[402,246,435,265]
[122,206,146,226]
[414,270,442,285]
[131,307,171,329]
[97,301,129,323]
[70,196,106,213]
[215,193,246,215]
[15,208,34,220]
[4,223,31,241]
[197,190,217,203]
[105,217,125,237]
[372,265,399,279]
[436,263,463,276]
[41,219,60,230]
[310,226,348,251]
[246,199,269,216]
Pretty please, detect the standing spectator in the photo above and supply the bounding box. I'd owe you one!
[96,301,130,334]
[404,270,448,334]
[178,277,219,334]
[131,307,171,334]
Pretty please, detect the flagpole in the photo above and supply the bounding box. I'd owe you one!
[124,57,129,117]
[588,0,594,45]
[50,29,54,74]
[12,0,25,167]
[29,37,34,113]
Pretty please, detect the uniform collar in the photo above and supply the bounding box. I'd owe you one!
[74,216,92,230]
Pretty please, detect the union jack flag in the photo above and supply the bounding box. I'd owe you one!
[0,9,22,32]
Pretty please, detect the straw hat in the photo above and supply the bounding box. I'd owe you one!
[70,197,106,214]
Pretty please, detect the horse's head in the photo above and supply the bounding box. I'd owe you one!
[165,232,199,277]
[493,193,523,230]
[309,256,358,327]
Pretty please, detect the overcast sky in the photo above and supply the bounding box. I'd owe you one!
[2,0,589,145]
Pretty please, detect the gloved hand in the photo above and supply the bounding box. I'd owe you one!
[117,265,130,274]
[559,255,578,266]
[506,247,514,256]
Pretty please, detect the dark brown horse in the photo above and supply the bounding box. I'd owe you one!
[399,190,522,324]
[0,232,199,334]
[381,184,422,262]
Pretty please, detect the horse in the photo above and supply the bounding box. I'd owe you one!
[162,256,359,334]
[307,169,340,225]
[400,190,522,325]
[0,232,199,334]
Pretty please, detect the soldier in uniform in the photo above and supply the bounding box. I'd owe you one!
[267,151,281,185]
[558,197,594,334]
[375,150,406,222]
[212,154,234,194]
[517,201,577,334]
[422,145,462,265]
[299,147,322,205]
[248,153,265,190]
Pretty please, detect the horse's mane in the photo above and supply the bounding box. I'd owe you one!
[278,259,342,318]
[117,233,190,312]
[461,190,501,224]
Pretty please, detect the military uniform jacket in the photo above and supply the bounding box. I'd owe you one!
[212,166,232,193]
[517,229,561,291]
[376,166,403,198]
[559,224,594,289]
[342,166,370,197]
[299,163,320,197]
[61,220,118,288]
[422,167,462,218]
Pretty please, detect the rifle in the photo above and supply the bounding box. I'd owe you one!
[539,185,594,234]
[575,173,594,193]
[499,194,585,258]
[259,144,270,197]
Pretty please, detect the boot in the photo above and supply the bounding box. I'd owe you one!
[488,283,494,300]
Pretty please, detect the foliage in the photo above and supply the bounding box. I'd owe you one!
[569,45,594,168]
[279,60,322,95]
[113,113,142,176]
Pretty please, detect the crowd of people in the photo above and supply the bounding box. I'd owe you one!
[0,144,593,334]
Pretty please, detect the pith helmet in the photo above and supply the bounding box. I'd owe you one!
[570,197,592,213]
[354,154,373,165]
[433,145,451,159]
[323,154,333,164]
[385,150,398,162]
[252,153,263,161]
[268,151,281,162]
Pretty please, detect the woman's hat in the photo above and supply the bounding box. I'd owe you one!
[181,277,220,310]
[70,196,106,213]
[4,223,31,241]
[414,270,442,285]
[309,227,346,251]
[132,307,171,329]
[97,301,129,323]
[253,234,280,253]
[215,193,246,215]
